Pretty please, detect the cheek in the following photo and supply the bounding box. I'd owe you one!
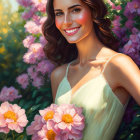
[55,19,62,30]
[76,11,92,25]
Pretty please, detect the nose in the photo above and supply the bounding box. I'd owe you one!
[63,13,72,26]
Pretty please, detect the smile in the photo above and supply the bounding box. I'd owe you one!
[64,27,80,36]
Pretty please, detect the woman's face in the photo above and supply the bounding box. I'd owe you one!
[53,0,94,44]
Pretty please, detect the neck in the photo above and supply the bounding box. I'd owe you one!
[75,29,104,65]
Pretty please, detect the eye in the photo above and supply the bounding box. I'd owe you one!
[72,8,81,13]
[55,12,63,16]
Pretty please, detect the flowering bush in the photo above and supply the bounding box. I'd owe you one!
[27,104,85,140]
[0,0,140,139]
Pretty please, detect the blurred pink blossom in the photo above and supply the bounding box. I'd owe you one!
[124,0,140,17]
[125,19,135,29]
[123,31,140,66]
[16,0,32,7]
[23,35,36,48]
[0,126,10,134]
[16,73,29,89]
[36,60,55,76]
[40,36,47,46]
[32,76,44,88]
[0,86,21,102]
[107,0,122,10]
[24,21,41,34]
[27,66,38,79]
[0,102,28,133]
[23,51,37,64]
[31,0,48,13]
[23,43,45,64]
[132,27,139,34]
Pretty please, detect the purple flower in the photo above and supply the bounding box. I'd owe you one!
[125,19,135,29]
[16,73,29,89]
[123,30,140,66]
[36,60,55,76]
[21,7,37,20]
[32,76,44,89]
[16,0,32,7]
[0,86,21,102]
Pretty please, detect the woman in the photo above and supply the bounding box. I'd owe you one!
[42,0,140,139]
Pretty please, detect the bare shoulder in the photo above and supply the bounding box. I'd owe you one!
[110,53,139,71]
[50,64,68,102]
[51,64,67,82]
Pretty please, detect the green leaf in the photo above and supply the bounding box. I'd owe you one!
[29,104,41,112]
[35,96,43,104]
[16,135,24,140]
[32,90,38,98]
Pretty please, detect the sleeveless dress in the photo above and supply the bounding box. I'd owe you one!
[55,53,130,140]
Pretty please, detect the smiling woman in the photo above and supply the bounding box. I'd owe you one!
[42,0,140,140]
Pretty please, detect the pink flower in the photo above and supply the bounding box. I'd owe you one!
[27,104,85,139]
[16,74,29,89]
[53,104,84,139]
[31,0,48,13]
[26,115,44,140]
[32,76,44,88]
[27,66,38,79]
[23,51,37,64]
[29,43,45,60]
[132,27,139,34]
[107,0,122,10]
[0,86,21,102]
[0,126,10,134]
[23,43,45,64]
[36,60,55,75]
[16,0,32,7]
[39,104,58,123]
[0,102,28,133]
[24,21,41,34]
[38,121,61,140]
[23,35,36,48]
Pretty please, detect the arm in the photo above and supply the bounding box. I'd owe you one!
[113,54,140,105]
[50,65,67,103]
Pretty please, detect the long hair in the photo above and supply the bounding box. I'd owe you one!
[42,0,118,65]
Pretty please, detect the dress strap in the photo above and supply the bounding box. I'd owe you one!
[65,61,74,78]
[101,53,121,74]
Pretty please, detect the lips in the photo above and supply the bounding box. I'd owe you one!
[64,27,80,36]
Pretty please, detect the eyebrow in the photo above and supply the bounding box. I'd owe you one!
[54,4,81,11]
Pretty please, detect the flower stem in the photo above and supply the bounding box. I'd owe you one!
[12,131,14,140]
[5,134,7,140]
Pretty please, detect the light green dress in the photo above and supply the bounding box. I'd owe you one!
[55,53,129,140]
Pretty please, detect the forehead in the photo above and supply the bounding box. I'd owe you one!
[53,0,84,9]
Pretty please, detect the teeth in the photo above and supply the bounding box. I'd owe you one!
[65,28,79,33]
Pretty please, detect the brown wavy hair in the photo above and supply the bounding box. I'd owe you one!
[42,0,118,65]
